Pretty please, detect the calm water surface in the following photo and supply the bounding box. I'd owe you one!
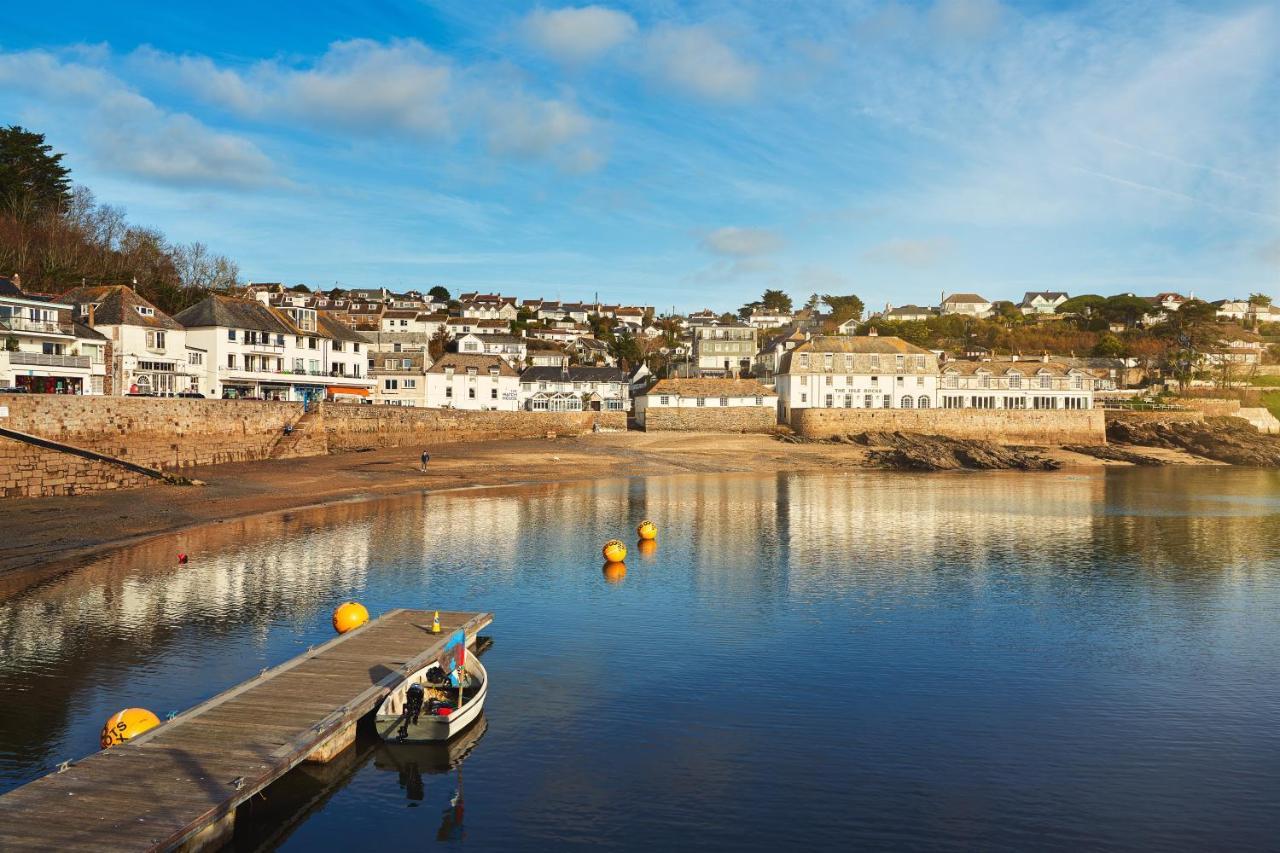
[2,468,1279,850]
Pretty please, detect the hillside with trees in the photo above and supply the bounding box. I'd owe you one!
[0,125,239,314]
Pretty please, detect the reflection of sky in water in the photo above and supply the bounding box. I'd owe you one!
[2,468,1279,850]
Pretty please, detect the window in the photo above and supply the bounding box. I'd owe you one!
[944,395,964,408]
[800,393,807,404]
[918,396,931,408]
[798,354,810,368]
[404,379,416,389]
[1007,397,1027,409]
[845,354,853,370]
[660,395,671,405]
[697,397,705,407]
[277,335,285,346]
[870,355,880,370]
[333,341,344,352]
[1039,375,1051,389]
[385,379,399,390]
[1009,374,1022,388]
[446,387,453,398]
[1064,397,1086,409]
[864,394,872,408]
[896,376,905,386]
[823,353,833,370]
[871,375,879,385]
[825,375,833,386]
[719,396,729,406]
[895,355,905,370]
[1073,374,1083,389]
[942,375,958,389]
[227,329,236,341]
[227,353,236,369]
[979,374,991,388]
[901,396,914,408]
[491,387,498,399]
[146,330,166,350]
[188,351,203,366]
[135,305,154,317]
[468,388,476,399]
[308,337,318,350]
[755,396,764,406]
[824,394,833,408]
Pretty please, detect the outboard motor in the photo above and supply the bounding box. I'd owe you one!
[397,683,426,741]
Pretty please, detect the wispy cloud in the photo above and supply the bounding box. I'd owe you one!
[863,237,954,268]
[644,25,759,102]
[700,226,783,257]
[521,5,638,63]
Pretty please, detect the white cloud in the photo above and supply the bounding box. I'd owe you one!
[700,226,783,257]
[645,25,759,102]
[522,6,638,63]
[863,237,954,268]
[929,0,1004,40]
[129,39,598,167]
[0,49,277,189]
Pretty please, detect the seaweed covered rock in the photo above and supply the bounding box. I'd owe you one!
[1106,416,1280,467]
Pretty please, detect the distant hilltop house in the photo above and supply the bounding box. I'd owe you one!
[1019,291,1069,315]
[878,305,938,323]
[1215,299,1279,325]
[940,293,994,318]
[746,309,795,329]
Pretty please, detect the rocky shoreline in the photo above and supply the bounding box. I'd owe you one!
[780,414,1280,471]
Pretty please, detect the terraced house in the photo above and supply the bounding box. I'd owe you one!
[937,358,1106,410]
[775,334,940,418]
[1,276,106,395]
[175,295,372,401]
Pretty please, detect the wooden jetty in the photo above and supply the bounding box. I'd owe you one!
[0,608,492,852]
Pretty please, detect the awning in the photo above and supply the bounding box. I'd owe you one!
[327,385,369,397]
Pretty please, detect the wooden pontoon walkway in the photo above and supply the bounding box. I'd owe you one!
[0,608,493,852]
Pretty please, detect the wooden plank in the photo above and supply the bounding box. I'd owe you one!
[0,608,493,853]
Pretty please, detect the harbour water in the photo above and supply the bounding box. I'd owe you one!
[2,468,1279,850]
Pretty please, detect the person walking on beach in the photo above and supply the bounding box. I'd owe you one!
[420,449,430,472]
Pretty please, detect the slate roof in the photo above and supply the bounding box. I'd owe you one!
[175,295,291,333]
[793,335,932,355]
[317,312,370,344]
[941,359,1107,378]
[426,354,518,376]
[519,366,625,383]
[59,285,183,331]
[942,293,990,304]
[72,321,108,341]
[883,304,937,318]
[1020,291,1068,303]
[643,378,777,398]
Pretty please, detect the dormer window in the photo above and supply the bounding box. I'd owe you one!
[135,306,154,317]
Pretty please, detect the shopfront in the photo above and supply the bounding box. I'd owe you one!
[16,375,82,394]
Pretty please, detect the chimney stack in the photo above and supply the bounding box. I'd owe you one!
[88,303,96,327]
[868,326,879,337]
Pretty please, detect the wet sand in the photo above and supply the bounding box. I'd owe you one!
[0,431,1202,596]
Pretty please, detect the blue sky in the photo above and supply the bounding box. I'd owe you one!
[2,0,1276,311]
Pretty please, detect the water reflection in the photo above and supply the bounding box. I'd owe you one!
[2,468,1279,850]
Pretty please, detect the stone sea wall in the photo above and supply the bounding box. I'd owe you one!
[0,434,153,498]
[641,406,778,433]
[0,396,300,470]
[790,408,1106,445]
[321,404,625,450]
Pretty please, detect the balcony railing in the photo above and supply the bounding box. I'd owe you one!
[1,318,72,335]
[5,351,91,369]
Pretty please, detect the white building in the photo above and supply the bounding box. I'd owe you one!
[424,353,519,410]
[527,340,569,367]
[1020,291,1070,315]
[445,317,508,337]
[746,309,795,329]
[61,285,204,396]
[518,366,629,411]
[1,277,101,394]
[458,293,519,321]
[775,334,940,418]
[878,305,938,322]
[691,323,756,376]
[455,333,528,368]
[633,377,778,427]
[938,358,1103,410]
[940,293,993,318]
[175,295,373,401]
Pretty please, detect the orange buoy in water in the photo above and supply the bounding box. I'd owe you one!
[100,708,160,749]
[602,561,627,583]
[602,539,627,562]
[332,601,369,634]
[177,553,188,564]
[637,539,658,558]
[637,521,657,540]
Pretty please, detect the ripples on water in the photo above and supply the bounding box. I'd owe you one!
[2,468,1279,850]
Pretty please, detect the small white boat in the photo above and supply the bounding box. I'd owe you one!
[375,633,487,743]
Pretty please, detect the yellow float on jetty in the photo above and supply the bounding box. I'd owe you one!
[332,601,370,634]
[100,708,160,749]
[602,561,627,583]
[602,539,627,562]
[637,520,658,540]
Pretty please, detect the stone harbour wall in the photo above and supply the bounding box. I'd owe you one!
[791,407,1106,445]
[0,396,301,469]
[0,434,154,498]
[641,406,779,433]
[321,404,626,450]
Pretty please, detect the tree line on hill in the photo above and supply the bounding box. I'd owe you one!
[0,125,239,314]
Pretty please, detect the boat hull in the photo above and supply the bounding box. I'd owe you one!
[375,655,487,743]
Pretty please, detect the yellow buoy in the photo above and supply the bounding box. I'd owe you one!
[432,611,441,633]
[100,708,160,749]
[602,561,627,583]
[332,601,369,634]
[637,538,658,558]
[602,539,627,562]
[637,520,658,540]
